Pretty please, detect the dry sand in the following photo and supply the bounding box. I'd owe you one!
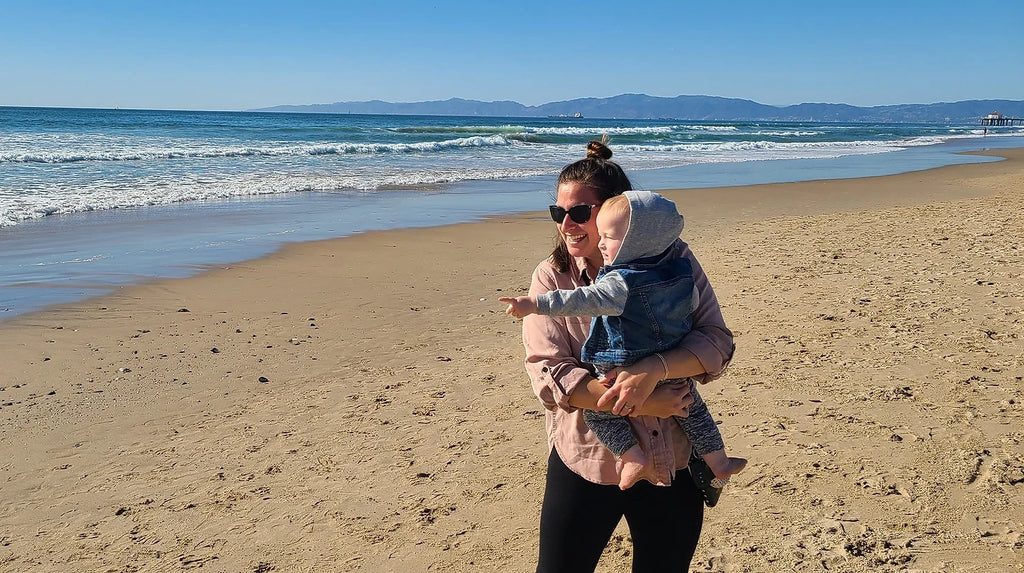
[1,150,1022,572]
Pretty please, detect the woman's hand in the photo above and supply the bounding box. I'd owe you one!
[595,354,665,416]
[636,382,693,418]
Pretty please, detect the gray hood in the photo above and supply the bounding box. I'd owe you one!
[611,191,685,264]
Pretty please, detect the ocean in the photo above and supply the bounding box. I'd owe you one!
[2,106,1022,319]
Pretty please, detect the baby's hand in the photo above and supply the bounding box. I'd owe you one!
[498,296,538,319]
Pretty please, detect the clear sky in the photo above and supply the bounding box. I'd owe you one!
[2,0,1021,111]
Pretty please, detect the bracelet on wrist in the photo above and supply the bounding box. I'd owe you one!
[653,352,670,380]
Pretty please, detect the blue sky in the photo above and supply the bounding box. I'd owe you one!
[2,0,1021,110]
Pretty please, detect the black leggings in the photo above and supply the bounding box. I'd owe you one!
[537,448,704,573]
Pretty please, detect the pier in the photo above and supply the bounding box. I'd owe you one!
[981,112,1023,126]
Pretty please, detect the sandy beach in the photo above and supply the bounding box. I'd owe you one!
[2,150,1022,572]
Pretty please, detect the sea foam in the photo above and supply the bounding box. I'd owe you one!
[0,108,1003,229]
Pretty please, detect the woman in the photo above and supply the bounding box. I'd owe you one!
[522,141,735,572]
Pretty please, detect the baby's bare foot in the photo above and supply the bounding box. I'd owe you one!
[704,450,748,482]
[617,445,650,490]
[718,457,747,481]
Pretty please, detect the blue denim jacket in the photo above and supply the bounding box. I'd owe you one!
[581,249,697,366]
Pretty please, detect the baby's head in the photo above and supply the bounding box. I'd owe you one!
[597,191,685,266]
[596,194,630,265]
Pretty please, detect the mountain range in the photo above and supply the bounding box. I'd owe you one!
[251,94,1024,123]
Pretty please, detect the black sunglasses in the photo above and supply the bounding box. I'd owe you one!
[549,204,597,224]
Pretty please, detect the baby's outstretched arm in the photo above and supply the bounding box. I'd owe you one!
[501,274,626,320]
[498,296,538,318]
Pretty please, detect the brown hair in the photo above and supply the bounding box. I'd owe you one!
[550,140,633,272]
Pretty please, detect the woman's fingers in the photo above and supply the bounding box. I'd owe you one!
[595,373,620,410]
[598,368,650,415]
[597,385,633,416]
[599,365,686,416]
[603,383,640,416]
[640,382,693,418]
[614,388,637,416]
[597,386,620,412]
[671,383,694,416]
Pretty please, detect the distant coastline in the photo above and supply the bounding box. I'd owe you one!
[250,93,1024,123]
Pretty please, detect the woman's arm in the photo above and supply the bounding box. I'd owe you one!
[595,350,706,415]
[522,261,599,412]
[565,363,694,419]
[674,243,735,383]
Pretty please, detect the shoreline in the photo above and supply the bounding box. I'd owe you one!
[2,151,1022,571]
[4,134,1024,321]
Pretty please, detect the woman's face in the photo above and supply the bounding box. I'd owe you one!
[555,180,604,264]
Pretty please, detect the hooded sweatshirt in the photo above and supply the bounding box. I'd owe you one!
[536,190,699,366]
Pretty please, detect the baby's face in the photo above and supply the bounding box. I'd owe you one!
[597,210,628,265]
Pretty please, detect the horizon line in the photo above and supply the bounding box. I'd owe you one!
[3,93,1023,114]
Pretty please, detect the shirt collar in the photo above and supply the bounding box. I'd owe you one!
[572,255,596,285]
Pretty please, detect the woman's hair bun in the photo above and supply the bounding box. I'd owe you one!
[586,140,613,160]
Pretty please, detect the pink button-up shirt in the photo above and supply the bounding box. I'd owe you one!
[521,240,734,486]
